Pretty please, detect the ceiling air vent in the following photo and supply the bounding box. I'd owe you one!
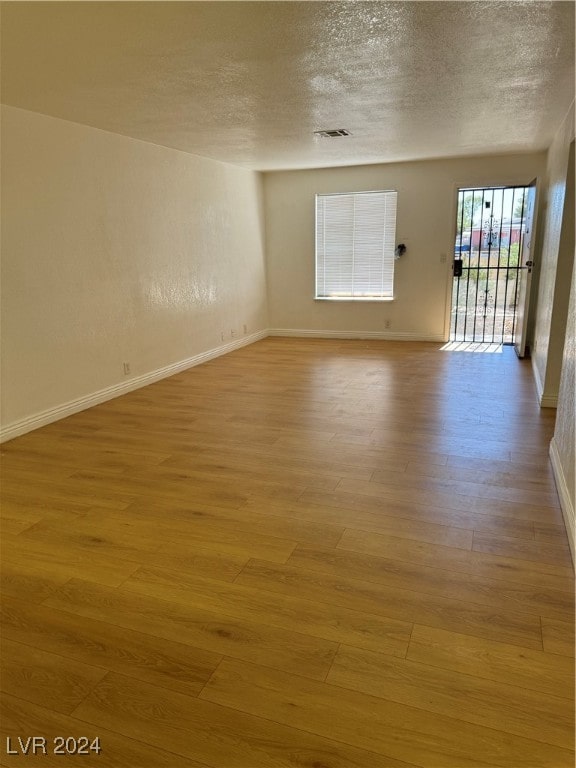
[314,129,352,138]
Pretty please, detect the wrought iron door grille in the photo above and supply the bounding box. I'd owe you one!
[450,186,529,344]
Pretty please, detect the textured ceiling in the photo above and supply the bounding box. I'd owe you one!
[1,1,574,170]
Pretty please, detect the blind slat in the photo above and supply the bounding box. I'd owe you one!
[315,190,397,298]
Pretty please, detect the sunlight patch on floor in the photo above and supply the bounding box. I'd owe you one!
[441,341,504,353]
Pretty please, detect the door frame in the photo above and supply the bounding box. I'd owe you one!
[514,178,538,358]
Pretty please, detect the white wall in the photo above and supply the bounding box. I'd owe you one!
[550,264,575,562]
[533,104,576,561]
[1,106,269,438]
[532,104,575,405]
[264,153,545,339]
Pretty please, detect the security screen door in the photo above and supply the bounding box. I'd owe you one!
[450,185,534,349]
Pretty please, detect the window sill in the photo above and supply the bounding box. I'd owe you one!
[314,297,395,302]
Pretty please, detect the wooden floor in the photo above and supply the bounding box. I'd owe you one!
[1,338,574,767]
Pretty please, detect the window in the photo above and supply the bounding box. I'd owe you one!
[315,190,397,300]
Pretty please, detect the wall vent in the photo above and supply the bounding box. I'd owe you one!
[314,129,352,138]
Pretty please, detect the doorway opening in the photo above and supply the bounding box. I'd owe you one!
[450,186,531,345]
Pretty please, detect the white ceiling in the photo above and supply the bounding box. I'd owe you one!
[1,1,574,171]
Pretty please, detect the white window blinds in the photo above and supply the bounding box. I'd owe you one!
[315,190,397,299]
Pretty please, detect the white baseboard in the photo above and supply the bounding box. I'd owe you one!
[0,330,268,443]
[531,356,558,408]
[540,393,558,408]
[268,328,445,342]
[549,437,575,566]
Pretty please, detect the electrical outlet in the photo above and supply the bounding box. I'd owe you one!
[231,329,236,338]
[440,253,447,263]
[243,324,248,335]
[385,320,391,329]
[221,332,225,342]
[123,362,131,375]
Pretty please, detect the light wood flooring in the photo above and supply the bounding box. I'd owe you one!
[1,338,574,767]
